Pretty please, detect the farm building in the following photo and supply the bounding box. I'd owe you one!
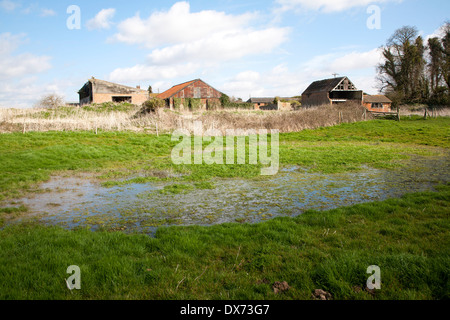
[363,95,393,113]
[248,98,275,109]
[247,97,297,111]
[302,77,363,107]
[78,78,150,105]
[158,79,223,110]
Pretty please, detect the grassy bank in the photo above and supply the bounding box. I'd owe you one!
[0,117,448,201]
[0,185,448,300]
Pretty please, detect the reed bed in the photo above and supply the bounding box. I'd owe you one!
[0,102,375,135]
[399,105,450,117]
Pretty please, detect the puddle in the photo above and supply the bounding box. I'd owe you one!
[4,154,450,236]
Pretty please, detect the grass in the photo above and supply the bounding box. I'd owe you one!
[0,117,448,201]
[0,116,448,300]
[0,184,448,300]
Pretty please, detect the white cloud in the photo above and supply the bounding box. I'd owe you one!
[0,0,19,12]
[0,33,54,108]
[275,0,398,13]
[40,8,57,17]
[147,28,289,65]
[108,63,200,83]
[328,48,382,73]
[0,78,59,108]
[0,33,52,80]
[113,2,257,48]
[87,8,116,30]
[299,48,381,78]
[424,24,448,43]
[222,65,307,99]
[108,2,289,84]
[221,48,383,99]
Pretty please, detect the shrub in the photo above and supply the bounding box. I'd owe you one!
[207,99,221,110]
[220,94,230,107]
[223,102,254,110]
[173,98,183,110]
[188,98,202,111]
[141,98,166,114]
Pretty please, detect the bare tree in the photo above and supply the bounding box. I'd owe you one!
[35,94,65,109]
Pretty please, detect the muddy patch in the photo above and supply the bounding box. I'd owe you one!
[4,155,449,235]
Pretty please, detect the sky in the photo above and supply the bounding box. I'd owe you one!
[0,0,448,108]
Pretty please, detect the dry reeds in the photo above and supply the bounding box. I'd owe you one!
[398,105,450,118]
[0,103,372,135]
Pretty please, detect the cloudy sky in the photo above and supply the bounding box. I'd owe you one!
[0,0,448,108]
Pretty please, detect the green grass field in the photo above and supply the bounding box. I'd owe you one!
[0,117,448,200]
[0,185,448,300]
[0,117,449,300]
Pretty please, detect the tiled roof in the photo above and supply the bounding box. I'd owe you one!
[158,79,198,100]
[363,95,392,103]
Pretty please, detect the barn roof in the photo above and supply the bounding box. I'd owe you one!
[302,77,347,95]
[363,95,392,103]
[158,79,224,100]
[158,79,198,100]
[78,77,147,94]
[248,97,275,104]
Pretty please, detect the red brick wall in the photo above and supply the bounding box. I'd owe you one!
[363,102,392,113]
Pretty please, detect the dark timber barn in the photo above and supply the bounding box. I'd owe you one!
[302,77,363,107]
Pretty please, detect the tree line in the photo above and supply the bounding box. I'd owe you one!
[377,22,450,106]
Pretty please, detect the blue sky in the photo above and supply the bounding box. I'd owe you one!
[0,0,448,108]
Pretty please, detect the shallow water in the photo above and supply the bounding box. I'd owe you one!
[8,154,450,235]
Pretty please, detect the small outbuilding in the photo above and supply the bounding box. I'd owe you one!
[363,95,393,113]
[158,79,223,110]
[302,77,363,107]
[247,97,274,110]
[78,78,149,105]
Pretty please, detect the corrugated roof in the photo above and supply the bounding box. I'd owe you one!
[158,79,198,100]
[89,78,147,92]
[79,78,148,94]
[302,77,346,95]
[364,95,392,103]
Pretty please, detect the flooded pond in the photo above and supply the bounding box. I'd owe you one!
[6,154,450,235]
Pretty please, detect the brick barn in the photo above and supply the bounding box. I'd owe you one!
[363,95,393,113]
[78,78,149,105]
[158,79,223,110]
